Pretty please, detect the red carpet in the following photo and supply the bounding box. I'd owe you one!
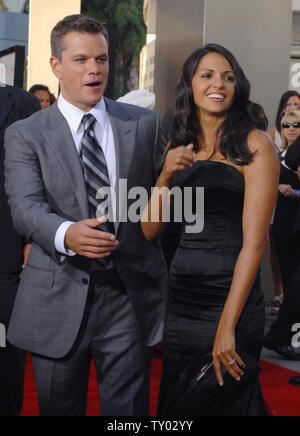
[21,355,300,416]
[21,354,162,417]
[259,360,300,417]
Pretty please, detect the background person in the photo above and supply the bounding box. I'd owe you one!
[267,91,300,314]
[264,122,300,362]
[49,93,57,105]
[141,44,279,416]
[267,90,300,151]
[271,111,300,293]
[117,89,155,110]
[29,84,52,109]
[273,112,300,298]
[0,84,40,416]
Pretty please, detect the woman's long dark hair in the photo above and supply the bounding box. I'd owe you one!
[275,90,300,133]
[170,43,268,165]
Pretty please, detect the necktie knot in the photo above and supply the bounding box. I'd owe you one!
[82,113,96,132]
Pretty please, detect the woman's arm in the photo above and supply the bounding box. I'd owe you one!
[141,144,196,241]
[213,130,280,385]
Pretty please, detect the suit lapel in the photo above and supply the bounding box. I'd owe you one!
[105,98,137,234]
[43,104,89,219]
[0,87,13,131]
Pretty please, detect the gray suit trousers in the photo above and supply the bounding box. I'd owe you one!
[31,278,153,416]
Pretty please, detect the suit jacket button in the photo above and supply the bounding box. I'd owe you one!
[82,278,89,285]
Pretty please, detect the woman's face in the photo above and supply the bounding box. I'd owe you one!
[284,95,300,113]
[282,117,300,145]
[191,52,235,117]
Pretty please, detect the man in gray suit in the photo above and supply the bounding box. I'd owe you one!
[4,14,167,416]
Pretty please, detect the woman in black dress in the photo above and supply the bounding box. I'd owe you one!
[141,44,279,416]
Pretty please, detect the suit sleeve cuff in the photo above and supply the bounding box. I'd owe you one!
[55,221,76,256]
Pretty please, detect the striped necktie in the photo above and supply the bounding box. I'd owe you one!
[80,113,115,235]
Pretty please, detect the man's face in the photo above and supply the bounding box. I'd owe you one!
[51,31,109,112]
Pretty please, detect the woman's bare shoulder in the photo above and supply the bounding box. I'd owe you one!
[247,129,278,156]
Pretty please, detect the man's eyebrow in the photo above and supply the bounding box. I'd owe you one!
[71,53,87,58]
[71,53,108,58]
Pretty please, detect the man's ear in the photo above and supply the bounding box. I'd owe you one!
[50,56,62,80]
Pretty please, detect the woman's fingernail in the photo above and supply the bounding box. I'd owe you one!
[236,377,241,381]
[219,381,224,387]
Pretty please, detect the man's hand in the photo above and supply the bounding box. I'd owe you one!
[22,243,32,268]
[65,217,119,259]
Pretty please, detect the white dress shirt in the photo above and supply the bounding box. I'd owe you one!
[55,94,117,256]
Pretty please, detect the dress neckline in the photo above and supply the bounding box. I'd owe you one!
[195,160,244,178]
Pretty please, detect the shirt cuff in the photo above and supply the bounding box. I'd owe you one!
[55,221,76,256]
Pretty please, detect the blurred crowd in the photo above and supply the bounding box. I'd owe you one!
[263,91,300,378]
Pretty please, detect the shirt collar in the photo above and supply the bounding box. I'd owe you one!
[57,93,107,134]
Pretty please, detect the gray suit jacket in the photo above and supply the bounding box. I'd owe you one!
[4,98,168,358]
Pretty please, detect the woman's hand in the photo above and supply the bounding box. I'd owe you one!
[160,143,196,185]
[141,144,196,241]
[212,326,245,386]
[278,184,295,198]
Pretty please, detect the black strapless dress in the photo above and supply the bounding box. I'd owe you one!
[157,161,266,416]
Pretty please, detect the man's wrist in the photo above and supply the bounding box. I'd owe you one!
[55,221,76,256]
